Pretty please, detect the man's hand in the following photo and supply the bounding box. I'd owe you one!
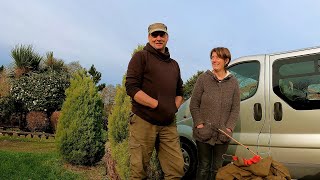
[175,96,183,109]
[134,90,158,109]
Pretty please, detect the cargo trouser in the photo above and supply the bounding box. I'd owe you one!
[129,114,184,180]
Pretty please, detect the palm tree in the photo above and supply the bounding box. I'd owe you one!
[43,51,66,72]
[11,44,42,77]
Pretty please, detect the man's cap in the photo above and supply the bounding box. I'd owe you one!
[148,23,168,34]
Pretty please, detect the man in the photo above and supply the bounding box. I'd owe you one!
[125,22,185,180]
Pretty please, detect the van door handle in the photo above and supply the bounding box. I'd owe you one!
[254,103,262,121]
[274,102,283,121]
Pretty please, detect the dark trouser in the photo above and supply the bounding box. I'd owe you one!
[129,114,184,180]
[196,141,228,180]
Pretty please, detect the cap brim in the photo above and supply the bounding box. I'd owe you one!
[149,29,168,34]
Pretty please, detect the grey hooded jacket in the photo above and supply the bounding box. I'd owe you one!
[190,70,240,145]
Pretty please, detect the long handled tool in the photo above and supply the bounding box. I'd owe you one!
[218,128,260,157]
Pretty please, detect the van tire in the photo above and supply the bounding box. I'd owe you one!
[180,138,197,179]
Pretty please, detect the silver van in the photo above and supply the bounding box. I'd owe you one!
[177,46,320,179]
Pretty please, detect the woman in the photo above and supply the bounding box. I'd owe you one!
[190,47,240,179]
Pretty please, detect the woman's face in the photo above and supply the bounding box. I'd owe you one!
[211,52,226,71]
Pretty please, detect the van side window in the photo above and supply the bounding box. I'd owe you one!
[273,54,320,110]
[229,61,260,101]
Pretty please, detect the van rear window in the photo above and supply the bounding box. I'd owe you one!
[273,54,320,110]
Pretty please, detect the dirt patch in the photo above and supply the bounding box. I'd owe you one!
[64,161,106,180]
[104,143,121,180]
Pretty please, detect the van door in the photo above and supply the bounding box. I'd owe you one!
[228,56,270,158]
[269,48,320,178]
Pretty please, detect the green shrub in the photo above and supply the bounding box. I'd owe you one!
[11,70,70,113]
[56,70,105,165]
[0,96,15,125]
[0,69,15,125]
[147,150,164,179]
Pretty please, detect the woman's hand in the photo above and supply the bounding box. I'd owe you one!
[196,124,204,129]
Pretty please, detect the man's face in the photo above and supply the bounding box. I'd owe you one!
[148,31,168,53]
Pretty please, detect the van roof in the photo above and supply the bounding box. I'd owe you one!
[233,45,320,62]
[270,45,320,56]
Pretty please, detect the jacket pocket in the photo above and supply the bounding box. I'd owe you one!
[196,125,212,142]
[219,128,232,143]
[129,142,142,167]
[155,95,177,124]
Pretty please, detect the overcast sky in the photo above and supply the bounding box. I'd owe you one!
[1,0,320,85]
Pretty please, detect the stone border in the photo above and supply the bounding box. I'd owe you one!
[0,130,55,139]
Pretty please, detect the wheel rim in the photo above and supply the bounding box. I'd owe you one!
[181,147,190,172]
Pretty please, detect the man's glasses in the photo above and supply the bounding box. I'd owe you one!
[151,31,166,38]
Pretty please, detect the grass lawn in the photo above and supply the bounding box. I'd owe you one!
[0,135,106,180]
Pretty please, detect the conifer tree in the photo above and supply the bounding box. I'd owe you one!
[56,70,105,165]
[88,64,105,91]
[183,70,204,100]
[107,75,131,179]
[107,45,144,179]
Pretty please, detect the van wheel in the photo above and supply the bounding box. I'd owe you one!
[180,138,197,179]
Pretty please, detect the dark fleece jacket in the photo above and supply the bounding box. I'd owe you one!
[125,43,183,126]
[190,70,240,145]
